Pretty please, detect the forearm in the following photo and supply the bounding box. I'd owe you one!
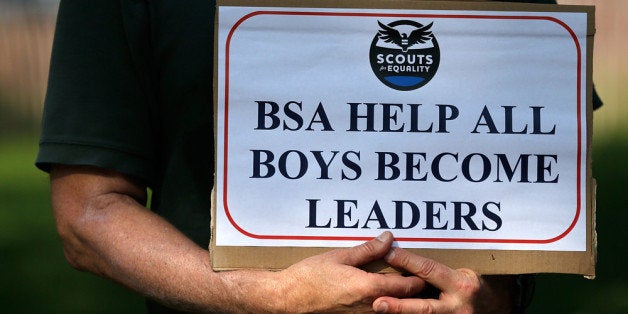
[61,194,214,310]
[51,167,282,312]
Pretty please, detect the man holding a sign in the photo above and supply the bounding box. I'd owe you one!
[37,0,598,312]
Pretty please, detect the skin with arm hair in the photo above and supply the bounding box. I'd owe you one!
[50,164,426,312]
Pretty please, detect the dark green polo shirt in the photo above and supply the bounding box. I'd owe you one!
[37,0,215,247]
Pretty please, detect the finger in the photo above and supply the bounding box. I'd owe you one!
[384,247,463,293]
[373,296,452,314]
[373,273,427,299]
[331,231,394,266]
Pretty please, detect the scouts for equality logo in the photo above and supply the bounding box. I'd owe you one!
[370,20,440,91]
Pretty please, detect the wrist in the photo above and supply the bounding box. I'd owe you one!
[217,269,288,313]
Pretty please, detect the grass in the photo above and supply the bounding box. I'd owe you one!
[0,132,626,313]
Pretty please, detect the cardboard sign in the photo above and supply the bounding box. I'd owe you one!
[212,0,596,275]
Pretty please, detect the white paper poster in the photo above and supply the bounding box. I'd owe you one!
[215,5,589,251]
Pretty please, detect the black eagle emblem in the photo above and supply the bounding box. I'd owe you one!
[377,21,434,52]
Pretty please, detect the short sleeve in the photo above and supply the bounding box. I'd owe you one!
[36,0,155,184]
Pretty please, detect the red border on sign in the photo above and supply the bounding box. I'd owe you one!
[221,10,583,244]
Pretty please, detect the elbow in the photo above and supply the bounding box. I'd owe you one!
[48,165,148,275]
[61,245,87,272]
[52,192,123,274]
[53,207,97,272]
[55,222,90,272]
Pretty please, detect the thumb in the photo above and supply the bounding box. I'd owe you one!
[332,231,394,266]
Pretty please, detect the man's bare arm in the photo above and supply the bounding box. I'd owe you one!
[50,165,424,312]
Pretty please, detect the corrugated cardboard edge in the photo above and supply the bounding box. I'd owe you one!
[211,0,597,276]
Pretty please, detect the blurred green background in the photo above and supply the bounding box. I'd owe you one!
[0,0,625,312]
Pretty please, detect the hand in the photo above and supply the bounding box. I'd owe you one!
[274,232,426,312]
[373,248,517,314]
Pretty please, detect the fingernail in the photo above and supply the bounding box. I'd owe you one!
[376,232,390,242]
[375,301,388,312]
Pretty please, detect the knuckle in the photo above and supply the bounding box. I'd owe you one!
[392,250,414,270]
[387,302,405,314]
[460,278,480,294]
[356,240,379,259]
[385,300,436,314]
[456,268,481,295]
[422,304,436,314]
[417,258,438,278]
[360,240,377,253]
